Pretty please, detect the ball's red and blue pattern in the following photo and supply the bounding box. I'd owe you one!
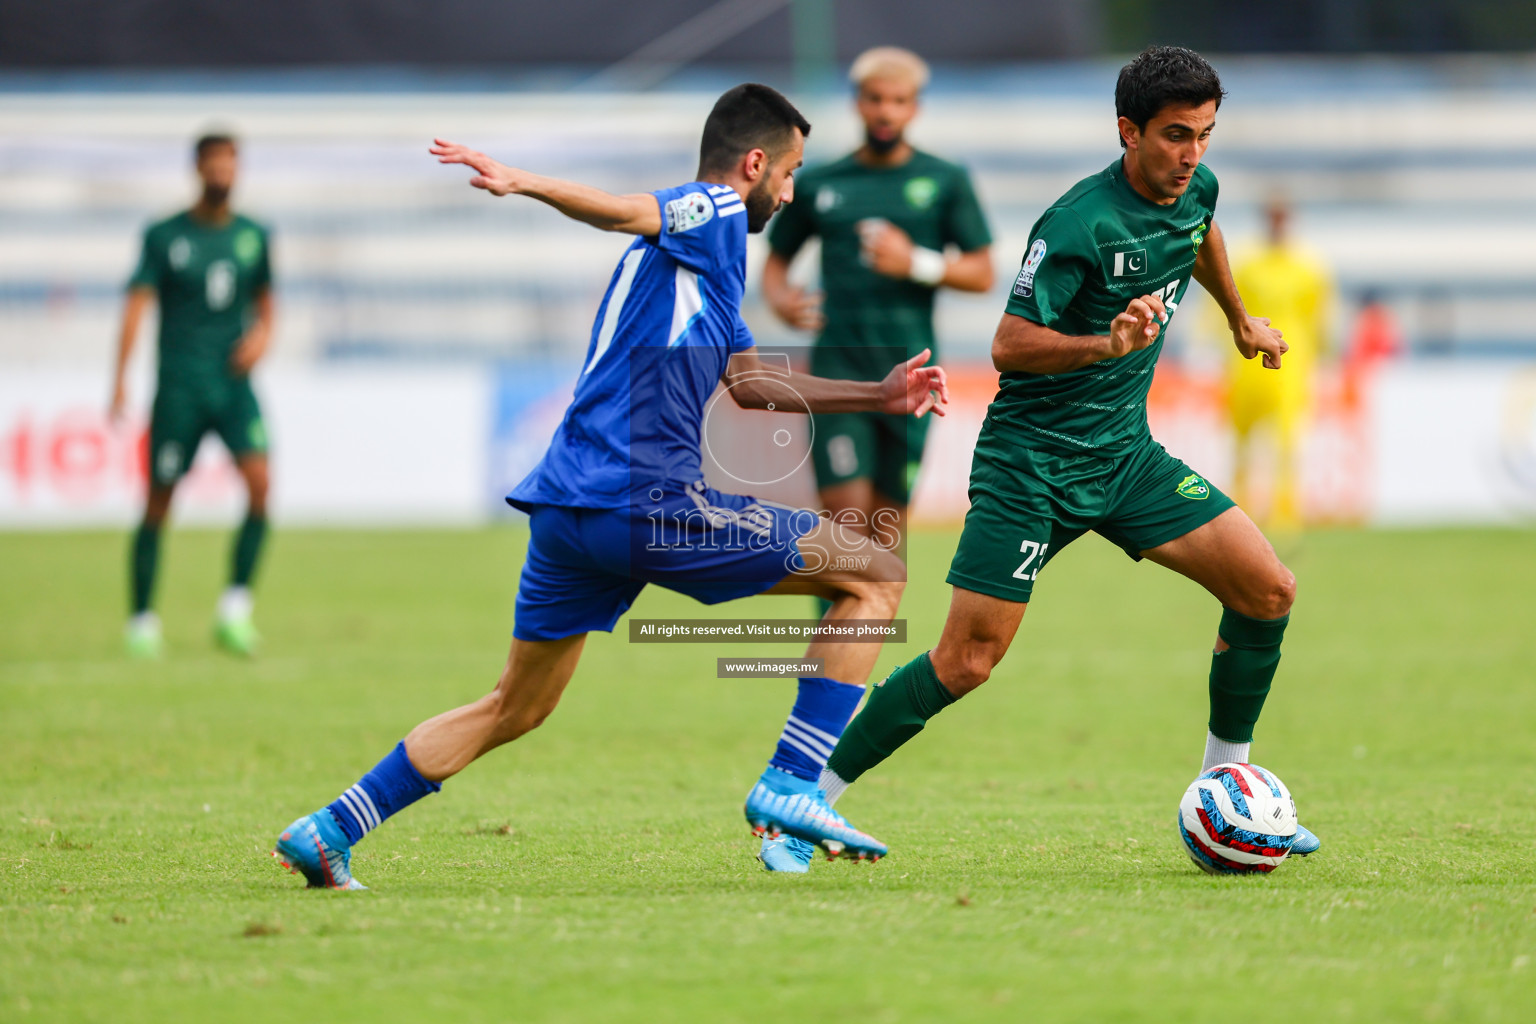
[1178,762,1298,874]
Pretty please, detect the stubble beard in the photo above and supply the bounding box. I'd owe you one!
[864,127,903,156]
[745,178,779,233]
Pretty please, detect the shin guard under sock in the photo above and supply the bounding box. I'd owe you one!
[1207,607,1289,744]
[825,651,955,784]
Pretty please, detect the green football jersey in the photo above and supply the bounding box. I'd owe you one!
[769,149,991,380]
[993,158,1218,459]
[128,211,272,389]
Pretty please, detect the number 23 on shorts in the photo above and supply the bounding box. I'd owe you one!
[1012,539,1050,581]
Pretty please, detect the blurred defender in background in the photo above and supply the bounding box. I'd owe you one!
[110,133,275,659]
[763,48,993,567]
[1226,195,1332,530]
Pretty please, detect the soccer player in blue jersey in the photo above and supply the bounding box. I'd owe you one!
[272,85,950,888]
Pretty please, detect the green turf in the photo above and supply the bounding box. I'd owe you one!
[3,525,1535,1022]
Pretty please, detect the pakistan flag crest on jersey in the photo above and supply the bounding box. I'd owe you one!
[904,176,938,210]
[234,227,264,266]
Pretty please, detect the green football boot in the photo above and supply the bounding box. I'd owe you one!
[214,615,261,658]
[124,614,163,659]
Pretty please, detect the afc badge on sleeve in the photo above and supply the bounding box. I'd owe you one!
[665,192,715,234]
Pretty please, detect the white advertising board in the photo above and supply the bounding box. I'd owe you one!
[1,363,1533,529]
[0,368,487,527]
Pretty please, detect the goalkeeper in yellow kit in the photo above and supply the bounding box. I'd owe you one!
[1226,196,1332,529]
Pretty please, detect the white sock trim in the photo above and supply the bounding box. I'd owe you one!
[338,785,380,835]
[1202,731,1251,772]
[818,767,850,806]
[218,586,253,623]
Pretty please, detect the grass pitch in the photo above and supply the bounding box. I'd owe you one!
[3,525,1535,1022]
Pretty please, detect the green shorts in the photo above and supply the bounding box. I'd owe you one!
[810,410,931,505]
[947,431,1234,603]
[148,378,267,486]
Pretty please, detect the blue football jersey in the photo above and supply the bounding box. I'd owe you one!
[508,182,755,511]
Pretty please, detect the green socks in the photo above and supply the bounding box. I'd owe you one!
[232,514,267,588]
[1208,606,1289,743]
[130,522,161,614]
[129,515,267,619]
[818,607,1287,787]
[825,651,956,783]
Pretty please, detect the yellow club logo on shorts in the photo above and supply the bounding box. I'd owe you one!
[1176,473,1210,500]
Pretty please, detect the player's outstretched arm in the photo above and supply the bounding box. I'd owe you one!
[109,286,154,422]
[1193,219,1288,370]
[991,294,1166,375]
[430,139,662,236]
[725,348,948,418]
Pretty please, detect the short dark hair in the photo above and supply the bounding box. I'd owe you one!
[697,84,810,177]
[1114,46,1225,148]
[195,133,237,160]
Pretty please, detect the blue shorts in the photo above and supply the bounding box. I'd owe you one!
[513,481,819,642]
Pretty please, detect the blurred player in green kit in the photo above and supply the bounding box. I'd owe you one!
[110,132,274,659]
[764,48,993,565]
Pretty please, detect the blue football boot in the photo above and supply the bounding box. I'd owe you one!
[758,834,816,873]
[1290,823,1321,856]
[272,809,367,890]
[744,768,888,861]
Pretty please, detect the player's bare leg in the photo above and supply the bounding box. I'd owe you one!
[126,481,176,657]
[818,478,876,530]
[274,632,588,888]
[404,632,588,781]
[1140,505,1295,621]
[812,478,878,618]
[236,453,269,516]
[1141,506,1316,853]
[215,453,270,656]
[765,515,904,683]
[927,586,1027,697]
[871,488,907,556]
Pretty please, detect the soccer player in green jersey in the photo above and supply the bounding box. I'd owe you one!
[110,132,274,659]
[764,47,993,555]
[814,45,1322,859]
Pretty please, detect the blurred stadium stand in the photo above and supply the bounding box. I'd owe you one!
[4,1,1534,67]
[4,60,1536,369]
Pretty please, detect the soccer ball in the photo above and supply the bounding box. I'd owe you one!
[1177,762,1298,874]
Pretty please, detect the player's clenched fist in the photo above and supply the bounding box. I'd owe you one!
[1106,293,1168,358]
[430,139,524,196]
[1233,314,1288,370]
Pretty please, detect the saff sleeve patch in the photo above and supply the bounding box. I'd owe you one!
[1013,238,1047,297]
[665,192,715,234]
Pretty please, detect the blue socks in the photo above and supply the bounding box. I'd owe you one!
[326,741,442,846]
[320,682,864,849]
[768,676,866,782]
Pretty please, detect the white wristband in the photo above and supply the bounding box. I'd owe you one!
[907,246,947,286]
